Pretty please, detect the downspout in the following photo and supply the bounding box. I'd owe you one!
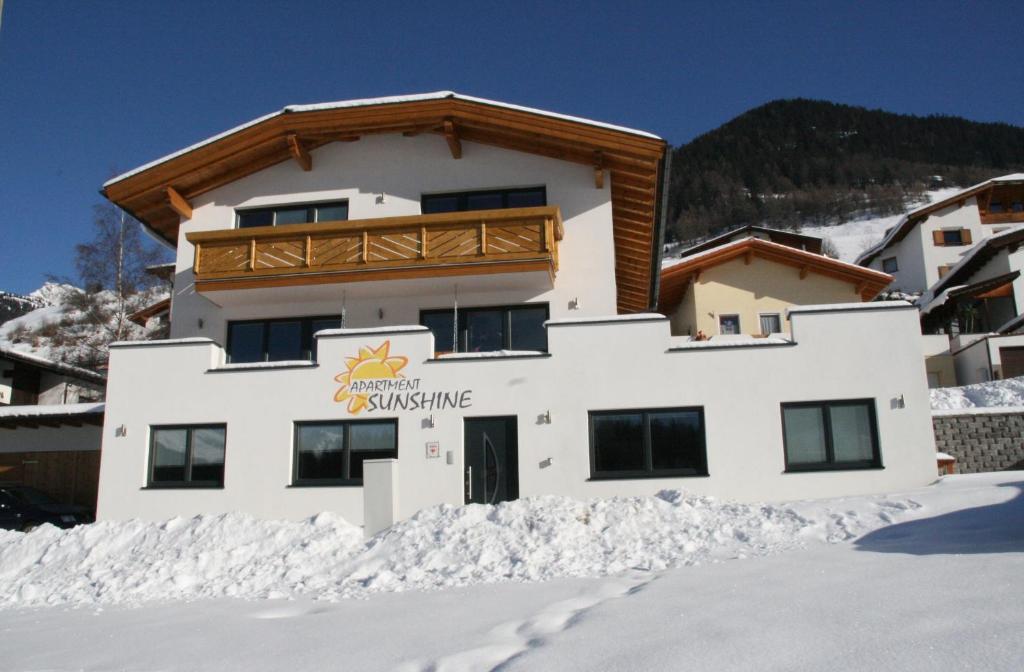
[648,150,672,312]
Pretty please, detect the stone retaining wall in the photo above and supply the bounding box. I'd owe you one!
[932,410,1024,473]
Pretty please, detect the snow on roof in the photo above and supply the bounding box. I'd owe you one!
[855,174,1024,265]
[0,346,105,383]
[787,300,913,315]
[669,335,793,350]
[917,223,1024,307]
[664,236,890,278]
[316,325,430,337]
[546,313,667,326]
[103,91,662,187]
[936,452,956,461]
[0,402,105,419]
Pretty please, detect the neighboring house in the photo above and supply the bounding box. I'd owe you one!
[918,226,1024,384]
[857,174,1024,294]
[671,224,823,260]
[94,92,936,531]
[659,237,891,338]
[0,347,106,511]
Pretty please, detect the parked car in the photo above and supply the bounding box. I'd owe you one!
[0,485,94,531]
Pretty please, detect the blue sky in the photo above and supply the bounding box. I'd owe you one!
[1,0,1021,294]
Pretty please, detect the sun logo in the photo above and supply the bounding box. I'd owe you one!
[334,341,408,414]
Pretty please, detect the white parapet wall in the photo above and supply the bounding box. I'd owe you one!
[96,303,937,526]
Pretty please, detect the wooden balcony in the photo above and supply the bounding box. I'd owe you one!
[981,211,1024,225]
[186,206,563,291]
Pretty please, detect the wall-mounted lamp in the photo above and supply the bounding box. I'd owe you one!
[197,318,205,329]
[542,410,552,424]
[376,192,386,204]
[427,414,436,428]
[115,424,128,437]
[569,297,581,310]
[894,394,906,409]
[378,308,385,320]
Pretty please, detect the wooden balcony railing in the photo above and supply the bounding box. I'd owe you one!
[186,206,563,291]
[981,211,1024,225]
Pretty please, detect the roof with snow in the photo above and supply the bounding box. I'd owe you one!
[100,91,668,314]
[856,173,1024,266]
[673,225,823,262]
[658,237,893,311]
[918,224,1024,311]
[0,402,105,429]
[0,346,106,384]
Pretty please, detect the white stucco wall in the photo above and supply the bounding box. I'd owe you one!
[97,304,937,524]
[168,134,620,344]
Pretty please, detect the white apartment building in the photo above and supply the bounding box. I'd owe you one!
[95,92,937,530]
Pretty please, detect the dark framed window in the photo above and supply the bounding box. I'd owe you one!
[589,407,707,479]
[882,256,899,273]
[942,229,964,246]
[149,425,226,488]
[781,399,881,472]
[759,313,781,335]
[421,187,546,214]
[226,315,340,363]
[293,419,398,485]
[420,304,549,353]
[719,314,741,335]
[237,201,348,229]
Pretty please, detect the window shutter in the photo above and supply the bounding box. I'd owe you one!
[932,230,944,246]
[962,229,973,245]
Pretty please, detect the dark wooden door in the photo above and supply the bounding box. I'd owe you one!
[1000,347,1024,379]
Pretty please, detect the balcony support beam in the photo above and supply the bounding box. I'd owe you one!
[165,187,193,220]
[443,120,462,159]
[286,134,313,171]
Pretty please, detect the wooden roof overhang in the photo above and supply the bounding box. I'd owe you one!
[128,297,171,326]
[659,238,893,311]
[101,94,668,313]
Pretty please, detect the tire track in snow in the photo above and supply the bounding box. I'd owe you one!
[399,571,655,672]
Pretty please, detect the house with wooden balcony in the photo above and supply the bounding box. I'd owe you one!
[94,92,938,531]
[857,174,1024,294]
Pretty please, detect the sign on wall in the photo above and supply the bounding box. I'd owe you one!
[333,340,472,415]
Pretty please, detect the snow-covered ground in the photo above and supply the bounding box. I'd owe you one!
[931,376,1024,410]
[1,473,1022,671]
[800,188,962,263]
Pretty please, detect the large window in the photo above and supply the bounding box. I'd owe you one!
[421,187,546,214]
[781,400,881,472]
[420,304,548,354]
[149,425,226,487]
[237,201,348,229]
[293,420,398,485]
[589,408,707,479]
[226,316,340,363]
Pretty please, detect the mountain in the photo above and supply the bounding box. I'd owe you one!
[0,283,167,371]
[667,99,1024,241]
[0,290,45,325]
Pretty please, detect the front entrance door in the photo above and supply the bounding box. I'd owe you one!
[464,417,518,505]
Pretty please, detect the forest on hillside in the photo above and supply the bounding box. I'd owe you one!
[666,99,1024,242]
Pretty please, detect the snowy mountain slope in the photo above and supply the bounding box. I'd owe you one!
[799,187,962,263]
[0,291,44,325]
[0,282,167,369]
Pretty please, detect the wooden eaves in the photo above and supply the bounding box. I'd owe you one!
[658,237,894,311]
[100,93,668,313]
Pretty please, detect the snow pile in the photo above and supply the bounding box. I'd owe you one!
[930,375,1024,410]
[0,491,921,607]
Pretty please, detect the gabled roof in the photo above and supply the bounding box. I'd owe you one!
[128,297,171,326]
[918,224,1024,309]
[0,347,106,384]
[856,174,1024,266]
[100,91,669,313]
[673,225,822,260]
[659,237,893,311]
